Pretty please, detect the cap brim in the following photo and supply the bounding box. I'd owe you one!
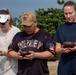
[21,21,33,26]
[0,19,7,23]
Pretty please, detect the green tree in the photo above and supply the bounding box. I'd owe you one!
[57,0,65,5]
[13,7,66,38]
[35,8,66,38]
[13,16,24,31]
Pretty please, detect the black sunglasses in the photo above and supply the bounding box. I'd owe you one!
[0,20,8,25]
[0,22,6,25]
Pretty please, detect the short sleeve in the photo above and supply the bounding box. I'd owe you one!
[8,34,19,52]
[54,27,61,43]
[43,33,54,51]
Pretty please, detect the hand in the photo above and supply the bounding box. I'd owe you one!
[61,48,71,53]
[68,45,76,52]
[23,51,35,60]
[17,50,24,60]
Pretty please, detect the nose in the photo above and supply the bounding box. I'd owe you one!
[67,14,70,18]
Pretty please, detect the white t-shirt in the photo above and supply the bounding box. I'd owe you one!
[0,26,20,75]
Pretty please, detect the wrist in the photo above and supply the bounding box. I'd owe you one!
[1,51,5,56]
[61,48,64,53]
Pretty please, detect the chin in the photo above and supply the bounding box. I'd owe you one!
[27,32,33,35]
[68,20,74,23]
[67,19,75,23]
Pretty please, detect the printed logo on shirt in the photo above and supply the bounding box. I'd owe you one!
[18,39,43,50]
[49,43,54,51]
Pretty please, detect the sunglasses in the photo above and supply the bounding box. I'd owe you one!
[0,20,8,25]
[0,22,6,25]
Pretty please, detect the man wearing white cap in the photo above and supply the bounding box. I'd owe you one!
[0,9,20,75]
[8,11,55,75]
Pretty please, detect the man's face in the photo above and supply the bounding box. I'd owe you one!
[23,22,37,34]
[64,6,76,23]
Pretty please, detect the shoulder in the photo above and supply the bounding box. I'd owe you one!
[57,22,67,30]
[39,29,51,38]
[14,31,25,37]
[39,29,50,35]
[7,26,21,38]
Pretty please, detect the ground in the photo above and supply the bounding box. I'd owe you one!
[48,60,59,75]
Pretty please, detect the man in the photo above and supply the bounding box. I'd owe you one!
[8,11,55,75]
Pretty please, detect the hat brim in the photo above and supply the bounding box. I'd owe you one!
[21,21,33,26]
[0,19,7,23]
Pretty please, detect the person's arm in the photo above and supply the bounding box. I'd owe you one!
[55,42,62,54]
[7,49,54,60]
[7,33,20,58]
[8,50,19,59]
[34,51,54,59]
[23,50,54,60]
[7,49,26,60]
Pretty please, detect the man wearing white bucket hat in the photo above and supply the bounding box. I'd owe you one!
[0,8,20,75]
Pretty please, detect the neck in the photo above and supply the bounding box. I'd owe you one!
[34,27,40,34]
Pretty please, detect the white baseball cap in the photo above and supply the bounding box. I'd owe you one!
[0,14,10,23]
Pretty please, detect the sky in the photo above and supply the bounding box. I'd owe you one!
[0,0,76,18]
